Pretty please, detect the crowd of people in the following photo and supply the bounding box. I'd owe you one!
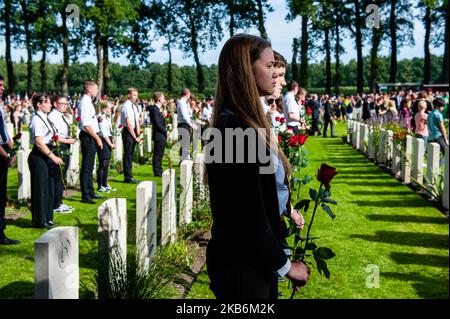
[1,34,449,300]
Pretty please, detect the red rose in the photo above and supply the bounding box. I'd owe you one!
[13,133,22,142]
[288,136,298,147]
[316,163,338,188]
[101,95,106,101]
[76,116,81,122]
[278,135,282,143]
[298,134,308,146]
[118,124,123,129]
[275,117,280,122]
[53,135,59,142]
[306,107,313,116]
[280,117,285,124]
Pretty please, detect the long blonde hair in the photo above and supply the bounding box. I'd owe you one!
[212,34,292,177]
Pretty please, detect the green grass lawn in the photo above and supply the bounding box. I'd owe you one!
[187,121,449,299]
[0,148,183,298]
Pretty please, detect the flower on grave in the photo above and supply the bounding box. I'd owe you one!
[316,163,338,189]
[53,135,59,142]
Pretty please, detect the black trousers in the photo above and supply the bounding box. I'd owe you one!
[0,153,8,234]
[80,131,97,200]
[312,118,320,135]
[53,143,70,209]
[323,117,335,136]
[152,139,166,176]
[122,131,137,181]
[207,262,278,299]
[28,147,55,226]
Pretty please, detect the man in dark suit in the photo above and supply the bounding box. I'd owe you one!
[323,95,336,137]
[309,94,321,136]
[149,92,167,177]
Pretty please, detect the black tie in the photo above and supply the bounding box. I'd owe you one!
[0,111,8,143]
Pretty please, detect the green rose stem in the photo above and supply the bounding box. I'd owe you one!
[295,146,303,203]
[290,181,324,300]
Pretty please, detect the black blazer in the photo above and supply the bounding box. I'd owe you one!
[149,105,167,141]
[324,100,333,119]
[206,110,288,274]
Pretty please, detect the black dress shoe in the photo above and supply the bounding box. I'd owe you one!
[0,236,20,245]
[81,198,96,204]
[124,179,139,184]
[91,193,106,199]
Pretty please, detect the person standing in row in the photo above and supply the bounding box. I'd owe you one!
[97,101,116,193]
[121,88,141,184]
[177,88,196,161]
[428,98,449,167]
[149,92,167,177]
[48,95,77,213]
[284,80,301,134]
[78,80,104,203]
[323,95,337,138]
[28,94,64,228]
[0,75,20,245]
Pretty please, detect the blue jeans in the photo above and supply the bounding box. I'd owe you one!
[428,136,447,167]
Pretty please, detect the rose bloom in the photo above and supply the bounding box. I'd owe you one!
[53,135,59,142]
[13,133,22,142]
[118,124,123,129]
[275,117,280,122]
[316,163,338,188]
[76,116,81,122]
[280,117,285,124]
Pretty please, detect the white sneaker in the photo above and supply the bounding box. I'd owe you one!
[105,184,116,191]
[53,206,64,213]
[54,204,72,214]
[98,186,110,193]
[61,204,74,212]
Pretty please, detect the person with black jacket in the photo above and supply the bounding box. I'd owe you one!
[322,95,336,137]
[205,34,310,299]
[149,92,167,177]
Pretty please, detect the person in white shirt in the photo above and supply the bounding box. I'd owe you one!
[284,80,301,134]
[121,87,141,183]
[177,88,196,161]
[78,80,104,203]
[201,96,214,147]
[48,95,77,213]
[97,101,116,193]
[28,93,64,229]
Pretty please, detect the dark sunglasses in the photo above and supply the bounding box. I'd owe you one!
[267,98,280,105]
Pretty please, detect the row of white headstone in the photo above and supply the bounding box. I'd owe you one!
[34,154,206,299]
[347,119,449,211]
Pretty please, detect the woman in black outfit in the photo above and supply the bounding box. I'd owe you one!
[205,34,310,299]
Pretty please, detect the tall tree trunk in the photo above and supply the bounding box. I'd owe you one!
[291,38,299,82]
[103,36,110,96]
[95,28,103,100]
[424,5,431,84]
[188,14,205,92]
[61,5,69,95]
[354,0,364,94]
[40,48,47,92]
[256,0,268,39]
[4,0,15,93]
[229,5,235,36]
[335,14,341,95]
[20,0,33,95]
[389,0,397,83]
[370,26,382,93]
[299,14,309,89]
[167,43,173,92]
[325,27,332,95]
[442,3,449,83]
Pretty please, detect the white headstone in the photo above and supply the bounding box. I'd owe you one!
[391,143,402,178]
[35,226,79,299]
[18,150,31,200]
[368,126,376,160]
[6,123,14,140]
[386,130,394,167]
[144,127,152,153]
[161,169,177,245]
[347,120,352,144]
[136,181,157,268]
[427,142,440,184]
[378,129,386,164]
[351,121,357,147]
[21,131,30,151]
[194,153,205,202]
[98,198,127,277]
[443,146,449,210]
[411,138,425,184]
[113,135,123,163]
[66,141,80,188]
[171,113,178,142]
[358,123,365,152]
[401,135,412,184]
[361,124,369,154]
[180,160,194,225]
